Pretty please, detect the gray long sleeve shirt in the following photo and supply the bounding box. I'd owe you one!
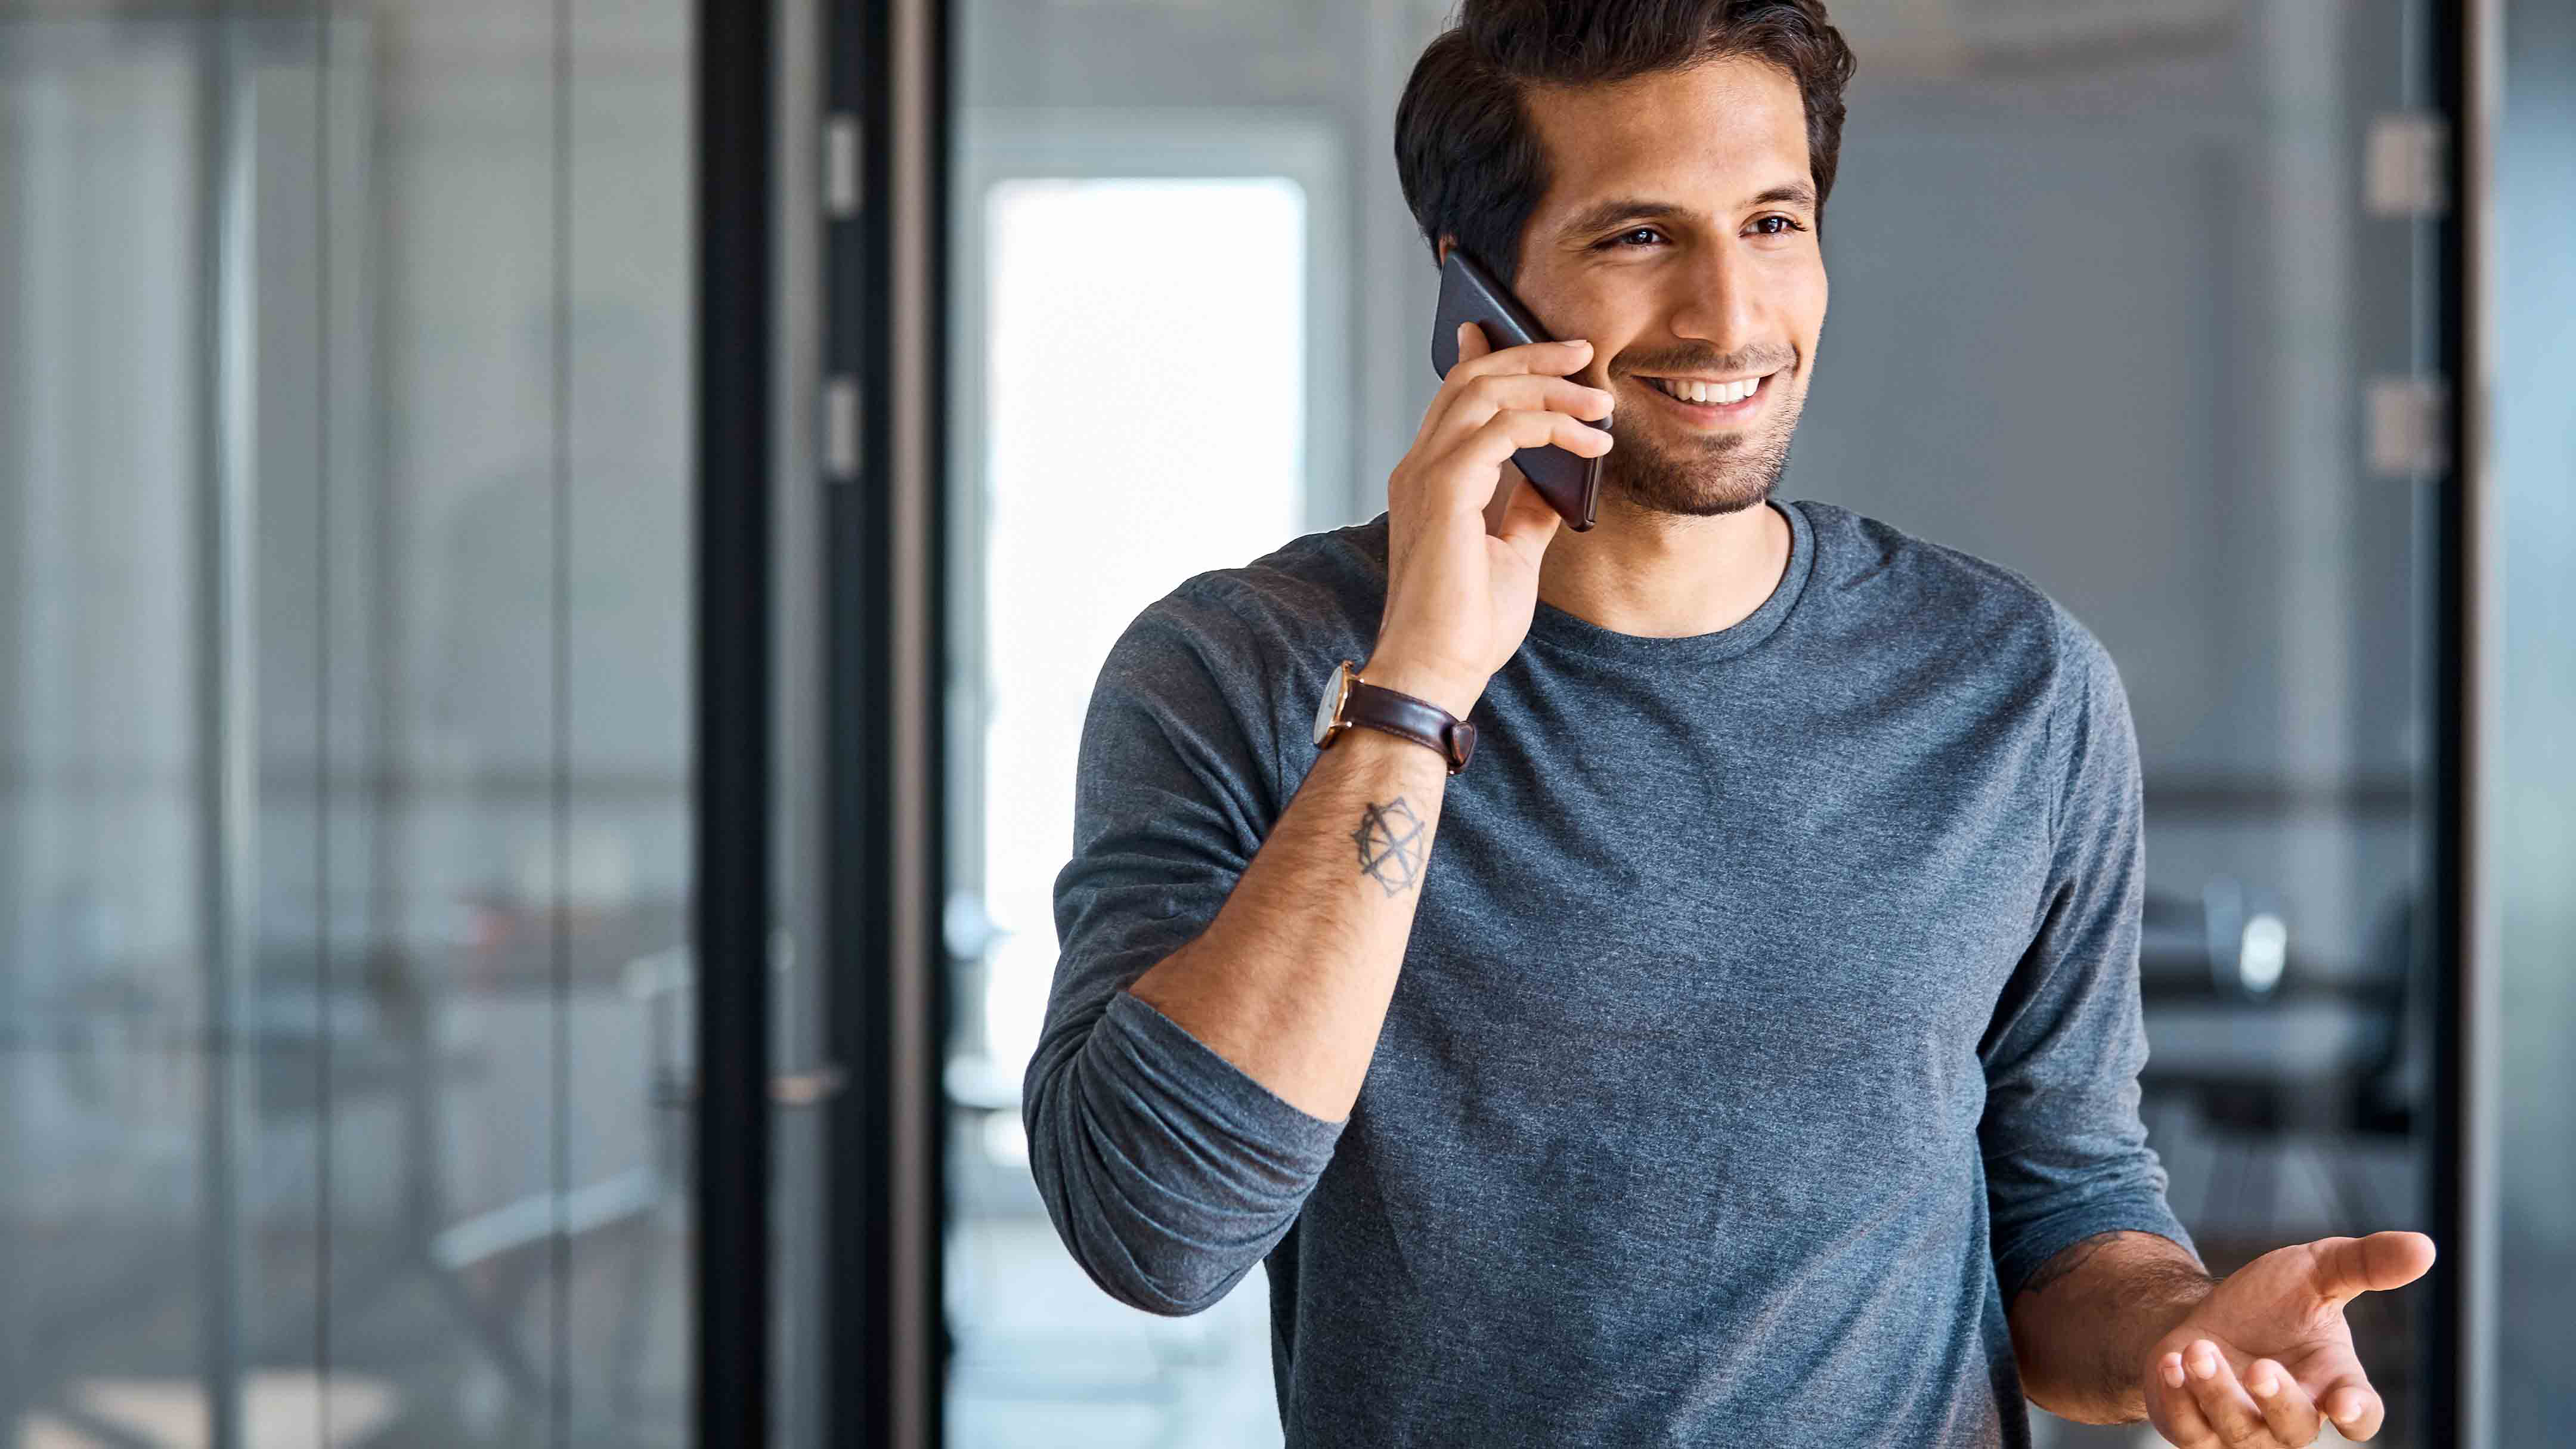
[1024,496,2193,1447]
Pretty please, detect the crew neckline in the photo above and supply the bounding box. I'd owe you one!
[1516,497,1816,666]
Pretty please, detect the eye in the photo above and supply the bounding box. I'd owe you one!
[1599,226,1667,250]
[1751,214,1807,236]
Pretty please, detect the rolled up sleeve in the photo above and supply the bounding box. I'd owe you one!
[1979,609,2196,1303]
[1021,584,1345,1317]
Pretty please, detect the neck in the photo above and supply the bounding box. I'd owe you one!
[1529,491,1792,640]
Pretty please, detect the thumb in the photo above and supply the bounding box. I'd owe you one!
[2308,1231,2436,1306]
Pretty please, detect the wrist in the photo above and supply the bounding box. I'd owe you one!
[1356,652,1482,720]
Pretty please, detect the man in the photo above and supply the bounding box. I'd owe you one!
[1023,1,2435,1444]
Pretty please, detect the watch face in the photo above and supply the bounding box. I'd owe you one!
[1311,661,1350,746]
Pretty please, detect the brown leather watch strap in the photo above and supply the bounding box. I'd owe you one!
[1340,672,1477,775]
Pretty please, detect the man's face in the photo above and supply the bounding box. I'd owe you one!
[1499,56,1828,519]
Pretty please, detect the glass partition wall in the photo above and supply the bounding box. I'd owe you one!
[945,1,2458,1445]
[0,7,701,1443]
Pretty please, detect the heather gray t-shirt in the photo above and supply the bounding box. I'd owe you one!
[1024,496,2192,1447]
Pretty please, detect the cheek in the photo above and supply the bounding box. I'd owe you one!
[1795,265,1828,355]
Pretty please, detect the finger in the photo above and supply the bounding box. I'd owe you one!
[1463,370,1617,422]
[1490,467,1564,558]
[1450,332,1592,381]
[1447,409,1615,478]
[1417,323,1491,450]
[2307,1231,2436,1308]
[1425,370,1615,448]
[2244,1358,2321,1446]
[2179,1339,2277,1448]
[2314,1374,2386,1441]
[2154,1350,2224,1448]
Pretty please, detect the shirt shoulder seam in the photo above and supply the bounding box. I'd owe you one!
[2042,605,2086,870]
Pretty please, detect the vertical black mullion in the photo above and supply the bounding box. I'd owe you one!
[2425,0,2459,1428]
[2426,0,2491,1440]
[695,0,776,1444]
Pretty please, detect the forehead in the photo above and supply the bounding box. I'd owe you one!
[1521,56,1811,219]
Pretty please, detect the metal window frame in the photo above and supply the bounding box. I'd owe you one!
[2432,0,2501,1443]
[695,0,778,1442]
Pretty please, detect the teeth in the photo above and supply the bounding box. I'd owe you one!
[1648,374,1761,405]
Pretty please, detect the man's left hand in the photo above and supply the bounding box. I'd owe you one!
[2142,1230,2436,1446]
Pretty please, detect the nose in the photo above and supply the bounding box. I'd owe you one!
[1662,242,1767,363]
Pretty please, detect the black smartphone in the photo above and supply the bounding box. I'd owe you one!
[1429,246,1606,531]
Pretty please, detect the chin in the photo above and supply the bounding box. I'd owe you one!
[1606,444,1791,519]
[1604,397,1801,520]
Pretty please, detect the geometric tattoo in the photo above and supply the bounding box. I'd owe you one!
[1351,795,1428,897]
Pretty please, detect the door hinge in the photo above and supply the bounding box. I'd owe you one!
[2366,374,2450,477]
[825,113,862,219]
[825,374,862,482]
[2364,112,2449,219]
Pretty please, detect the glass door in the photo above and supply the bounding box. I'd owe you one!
[1,5,707,1443]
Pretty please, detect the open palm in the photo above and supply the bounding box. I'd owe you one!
[2144,1231,2436,1446]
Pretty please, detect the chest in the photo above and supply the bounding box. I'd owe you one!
[1394,664,2057,1078]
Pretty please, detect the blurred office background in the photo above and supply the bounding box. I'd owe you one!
[2,0,2569,1447]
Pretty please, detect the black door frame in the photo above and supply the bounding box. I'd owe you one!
[2432,0,2502,1441]
[695,0,778,1443]
[695,0,952,1441]
[825,0,952,1445]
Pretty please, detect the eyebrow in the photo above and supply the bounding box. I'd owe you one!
[1552,182,1818,243]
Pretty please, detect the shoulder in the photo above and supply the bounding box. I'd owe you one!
[1089,519,1388,781]
[1793,498,2066,633]
[1792,496,2114,702]
[1116,515,1388,676]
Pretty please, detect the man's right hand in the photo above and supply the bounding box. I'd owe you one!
[1367,321,1614,719]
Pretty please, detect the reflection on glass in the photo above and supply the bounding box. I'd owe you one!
[1,5,693,1444]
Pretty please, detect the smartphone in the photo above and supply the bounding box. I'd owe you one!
[1430,246,1606,531]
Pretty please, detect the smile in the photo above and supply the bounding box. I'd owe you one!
[1635,369,1779,421]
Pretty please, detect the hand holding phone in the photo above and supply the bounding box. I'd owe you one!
[1430,246,1612,531]
[1367,260,1615,717]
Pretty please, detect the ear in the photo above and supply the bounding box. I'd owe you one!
[1435,234,1453,267]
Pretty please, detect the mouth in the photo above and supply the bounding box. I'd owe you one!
[1631,368,1782,426]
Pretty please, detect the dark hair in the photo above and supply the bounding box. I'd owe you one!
[1394,0,1856,287]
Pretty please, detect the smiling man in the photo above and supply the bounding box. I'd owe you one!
[1023,2,2433,1445]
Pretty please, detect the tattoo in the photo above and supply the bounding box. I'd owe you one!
[2021,1230,2134,1298]
[1351,795,1428,897]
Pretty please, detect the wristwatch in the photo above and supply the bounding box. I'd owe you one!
[1311,658,1477,775]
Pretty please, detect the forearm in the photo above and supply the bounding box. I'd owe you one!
[1125,661,1462,1123]
[2008,1230,2216,1423]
